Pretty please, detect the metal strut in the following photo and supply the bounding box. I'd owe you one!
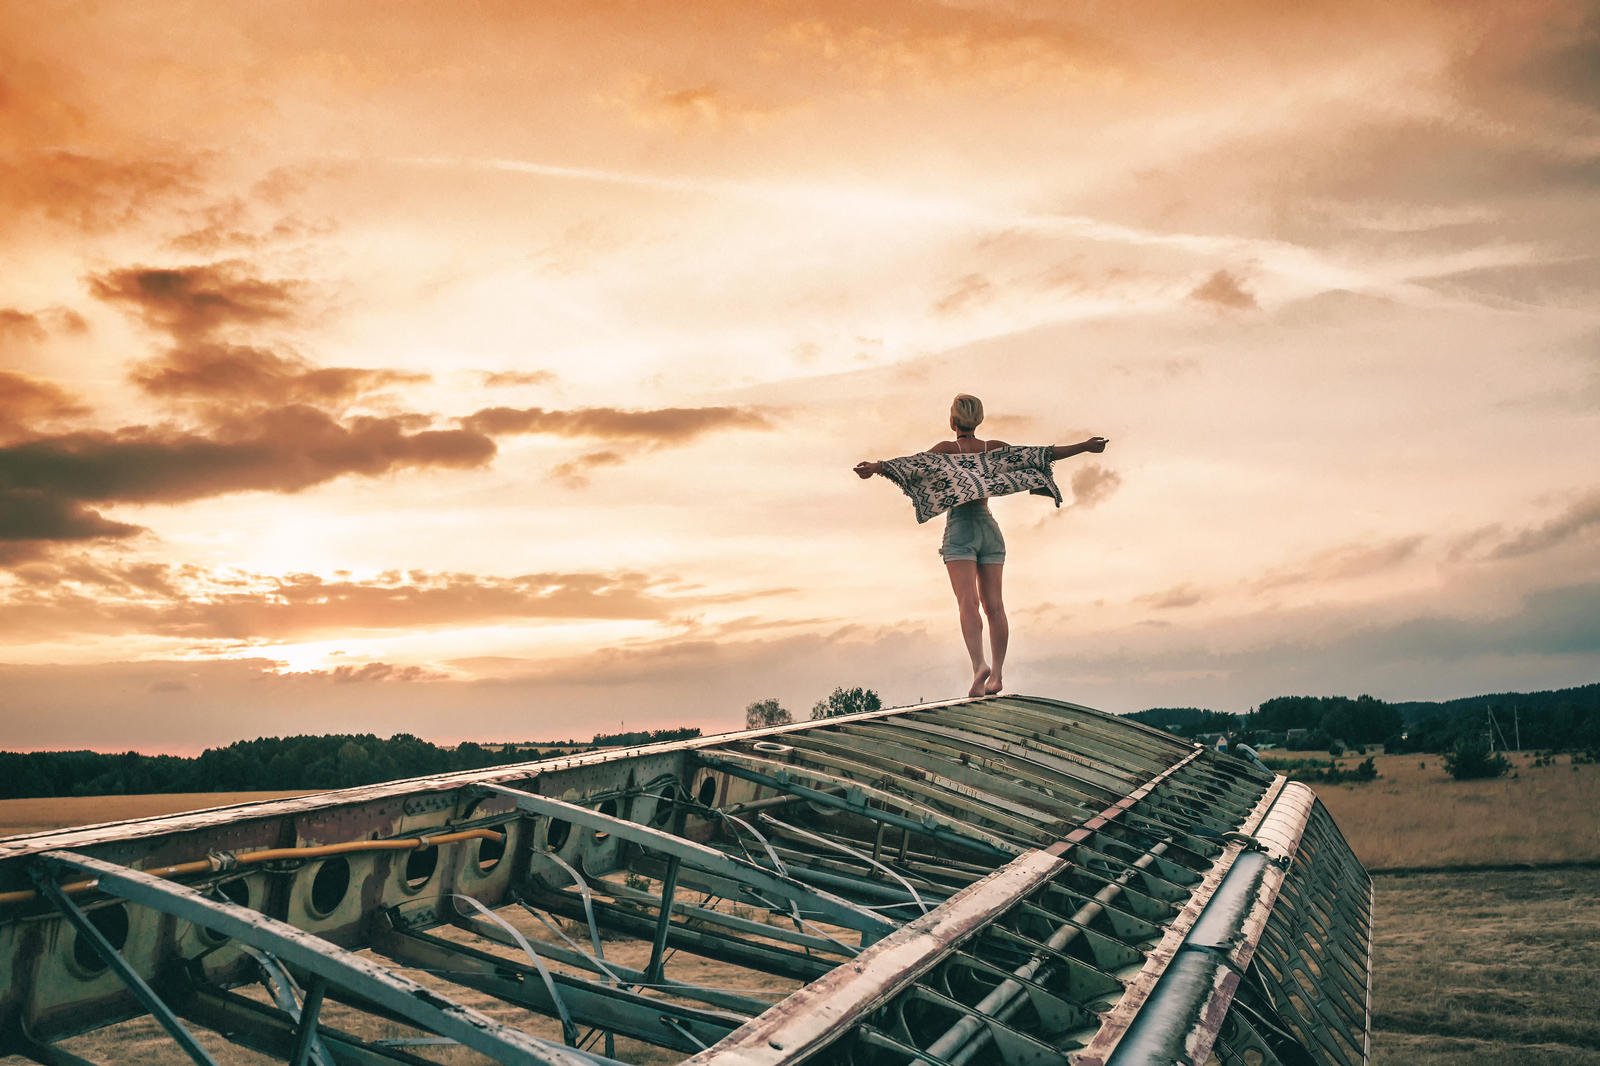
[29,866,222,1066]
[34,851,621,1066]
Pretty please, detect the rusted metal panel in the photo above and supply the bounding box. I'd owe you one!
[0,694,1370,1066]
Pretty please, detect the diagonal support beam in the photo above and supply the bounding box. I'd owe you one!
[34,851,618,1066]
[471,784,896,941]
[28,866,221,1066]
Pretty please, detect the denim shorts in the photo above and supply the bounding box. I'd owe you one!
[940,504,1006,564]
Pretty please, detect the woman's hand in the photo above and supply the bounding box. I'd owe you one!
[1086,436,1108,453]
[854,461,883,479]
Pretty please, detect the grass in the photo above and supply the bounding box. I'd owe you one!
[1371,869,1600,1065]
[1293,752,1599,869]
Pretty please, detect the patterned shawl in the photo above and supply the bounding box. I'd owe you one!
[878,446,1061,523]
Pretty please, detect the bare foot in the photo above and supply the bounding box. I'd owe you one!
[983,672,1003,696]
[967,666,990,698]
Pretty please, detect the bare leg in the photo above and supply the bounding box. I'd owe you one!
[945,560,989,697]
[977,563,1007,694]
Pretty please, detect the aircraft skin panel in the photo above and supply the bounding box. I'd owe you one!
[0,694,1370,1066]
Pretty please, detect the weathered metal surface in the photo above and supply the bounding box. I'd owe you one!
[0,694,1371,1066]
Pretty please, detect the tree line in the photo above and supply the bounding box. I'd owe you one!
[1127,682,1599,758]
[0,734,545,800]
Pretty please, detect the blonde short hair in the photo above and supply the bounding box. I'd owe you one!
[951,394,984,432]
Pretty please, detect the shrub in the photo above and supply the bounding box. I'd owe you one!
[1442,737,1512,780]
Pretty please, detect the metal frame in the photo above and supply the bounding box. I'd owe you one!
[33,851,621,1066]
[0,694,1370,1066]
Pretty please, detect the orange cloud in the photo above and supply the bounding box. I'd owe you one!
[478,370,557,388]
[0,372,90,444]
[0,562,777,641]
[90,262,300,342]
[131,345,430,407]
[461,405,774,443]
[1188,270,1258,311]
[0,409,494,545]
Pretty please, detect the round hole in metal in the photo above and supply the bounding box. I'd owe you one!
[198,878,252,944]
[219,878,250,908]
[651,785,678,826]
[405,846,438,889]
[594,799,618,841]
[546,818,571,852]
[477,831,506,871]
[310,857,350,916]
[72,903,129,974]
[697,776,718,807]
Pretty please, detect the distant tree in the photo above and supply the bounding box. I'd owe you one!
[1442,737,1512,780]
[745,699,794,730]
[810,687,882,720]
[1256,695,1402,744]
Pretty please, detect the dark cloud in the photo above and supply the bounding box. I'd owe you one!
[89,262,299,341]
[548,450,627,488]
[0,372,90,443]
[0,407,494,543]
[0,310,48,344]
[1068,464,1121,509]
[461,404,773,442]
[1143,584,1204,609]
[272,663,448,684]
[130,344,430,406]
[1,149,200,233]
[1188,270,1258,311]
[0,307,88,344]
[479,370,557,387]
[0,562,775,640]
[0,490,143,543]
[1490,493,1600,558]
[92,262,432,409]
[1254,536,1426,591]
[935,273,995,315]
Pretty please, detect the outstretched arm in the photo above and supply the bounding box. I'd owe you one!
[854,461,885,479]
[1050,437,1108,460]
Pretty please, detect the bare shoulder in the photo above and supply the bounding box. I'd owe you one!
[984,439,1009,450]
[929,440,957,453]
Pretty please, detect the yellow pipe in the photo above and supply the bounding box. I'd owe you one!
[0,828,505,907]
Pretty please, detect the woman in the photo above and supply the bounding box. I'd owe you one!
[855,394,1108,698]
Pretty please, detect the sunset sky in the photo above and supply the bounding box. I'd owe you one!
[3,1,1599,754]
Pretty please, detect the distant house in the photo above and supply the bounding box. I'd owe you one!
[1285,728,1309,743]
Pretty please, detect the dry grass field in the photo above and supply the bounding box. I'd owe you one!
[0,791,320,838]
[1278,751,1600,869]
[1371,869,1600,1066]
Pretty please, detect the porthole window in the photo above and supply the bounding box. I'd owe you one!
[477,831,506,872]
[197,878,251,945]
[71,903,129,974]
[650,785,678,826]
[309,857,350,916]
[404,846,438,890]
[593,799,618,841]
[545,818,571,852]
